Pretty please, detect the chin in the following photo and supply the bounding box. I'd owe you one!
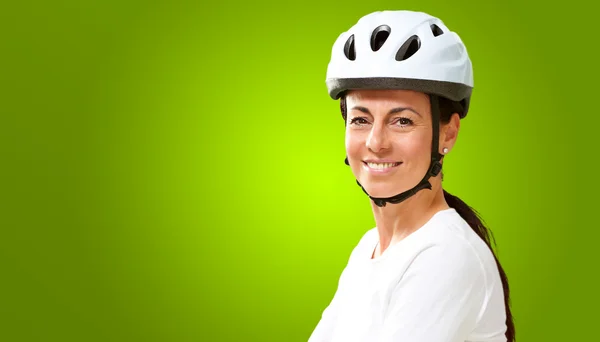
[360,182,405,198]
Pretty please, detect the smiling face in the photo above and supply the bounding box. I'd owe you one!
[344,89,437,198]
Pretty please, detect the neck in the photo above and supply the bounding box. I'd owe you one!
[370,179,449,258]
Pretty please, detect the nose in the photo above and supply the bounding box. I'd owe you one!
[366,124,390,153]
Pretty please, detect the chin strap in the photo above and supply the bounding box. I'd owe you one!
[344,94,444,207]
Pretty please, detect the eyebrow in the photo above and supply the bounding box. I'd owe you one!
[351,106,422,117]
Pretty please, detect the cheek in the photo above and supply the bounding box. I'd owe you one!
[345,132,361,156]
[402,133,432,163]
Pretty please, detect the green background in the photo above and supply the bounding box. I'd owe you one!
[1,1,597,341]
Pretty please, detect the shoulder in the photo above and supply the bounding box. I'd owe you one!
[398,209,499,293]
[394,212,491,308]
[346,227,378,263]
[428,209,497,270]
[432,209,507,333]
[408,239,485,283]
[416,209,504,318]
[381,211,502,340]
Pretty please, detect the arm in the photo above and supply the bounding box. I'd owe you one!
[307,293,339,342]
[309,229,377,342]
[380,244,487,342]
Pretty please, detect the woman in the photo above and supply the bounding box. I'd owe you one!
[308,10,515,342]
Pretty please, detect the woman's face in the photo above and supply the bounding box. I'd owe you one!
[345,89,438,198]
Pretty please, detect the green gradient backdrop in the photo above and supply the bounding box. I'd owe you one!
[1,1,597,341]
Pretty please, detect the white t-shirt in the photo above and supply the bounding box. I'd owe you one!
[308,208,507,342]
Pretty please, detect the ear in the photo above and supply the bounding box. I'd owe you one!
[440,113,460,153]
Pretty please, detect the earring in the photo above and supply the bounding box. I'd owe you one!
[442,147,449,154]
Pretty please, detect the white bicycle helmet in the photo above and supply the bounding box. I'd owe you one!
[326,10,474,207]
[326,10,473,116]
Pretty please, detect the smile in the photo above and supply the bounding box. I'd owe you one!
[362,161,402,173]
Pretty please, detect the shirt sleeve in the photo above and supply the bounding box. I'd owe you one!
[379,244,487,342]
[307,290,339,342]
[308,229,377,342]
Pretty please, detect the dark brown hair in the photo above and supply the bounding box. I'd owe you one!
[340,94,516,342]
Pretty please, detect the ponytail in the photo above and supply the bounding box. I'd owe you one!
[443,189,515,342]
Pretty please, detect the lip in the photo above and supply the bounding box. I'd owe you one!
[362,161,402,174]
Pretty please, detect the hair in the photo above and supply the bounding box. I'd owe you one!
[340,93,516,342]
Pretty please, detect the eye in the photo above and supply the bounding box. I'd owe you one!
[394,117,414,127]
[349,117,369,126]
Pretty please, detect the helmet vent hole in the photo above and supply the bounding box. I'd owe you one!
[370,25,391,52]
[395,35,420,61]
[344,34,356,61]
[431,24,444,37]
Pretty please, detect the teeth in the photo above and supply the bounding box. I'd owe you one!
[367,162,398,169]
